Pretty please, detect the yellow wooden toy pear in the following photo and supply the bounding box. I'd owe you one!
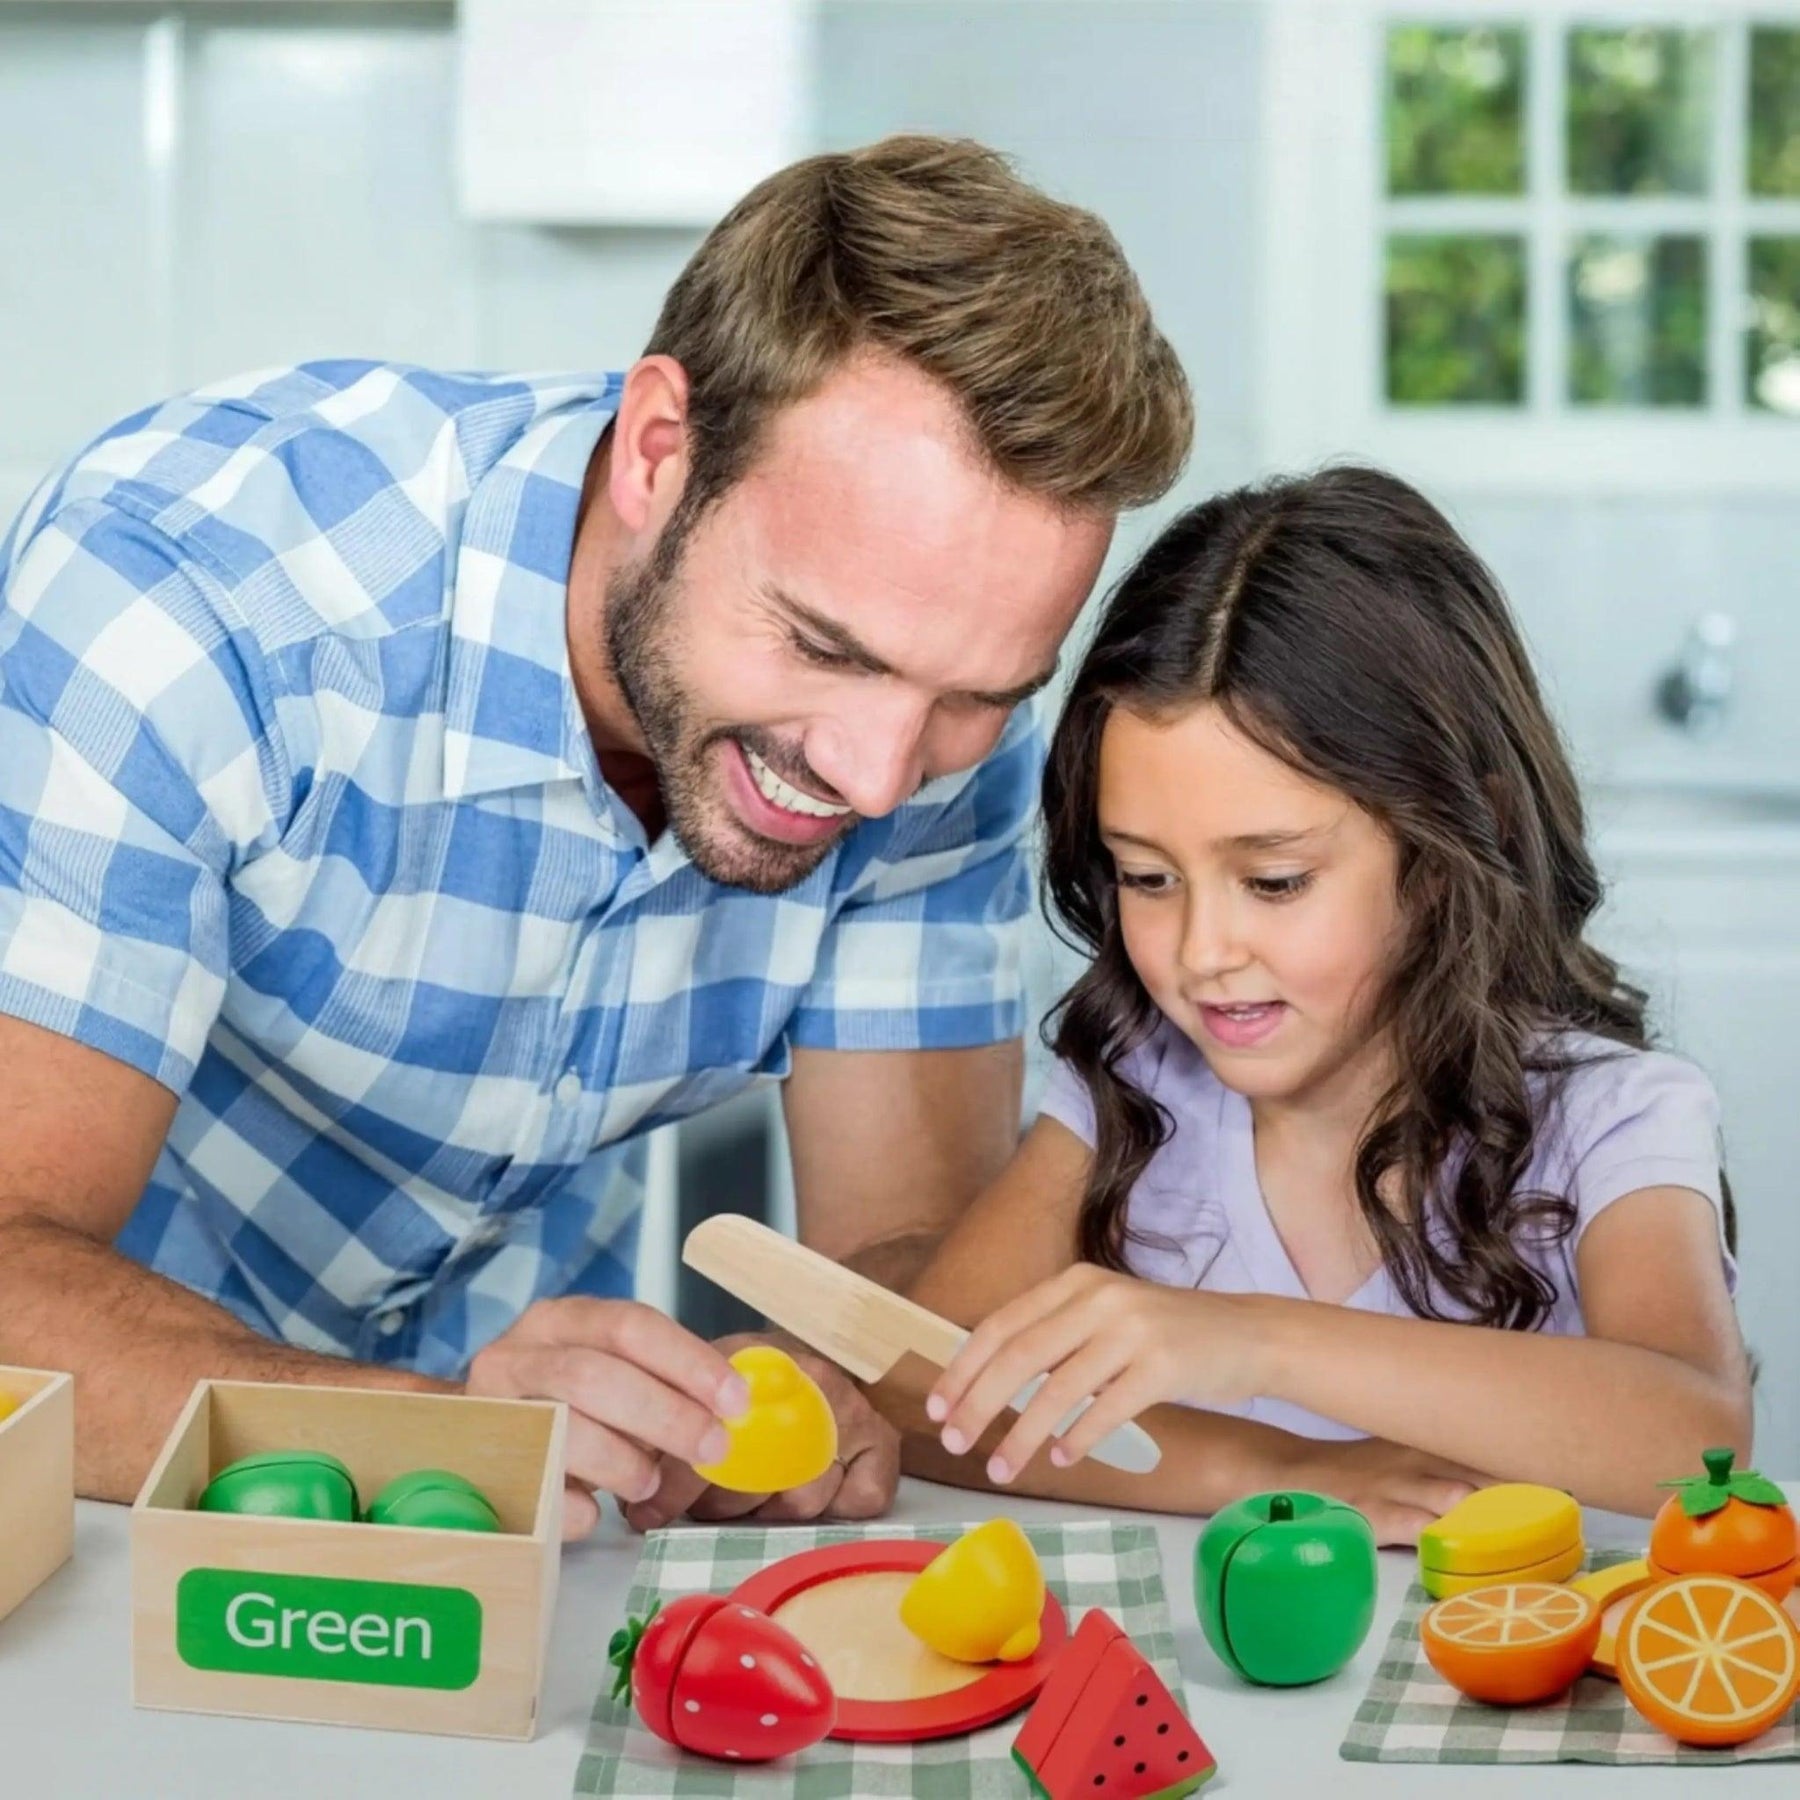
[900,1519,1045,1664]
[691,1345,837,1494]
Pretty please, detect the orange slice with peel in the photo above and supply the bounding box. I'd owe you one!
[1421,1581,1600,1705]
[1616,1574,1800,1747]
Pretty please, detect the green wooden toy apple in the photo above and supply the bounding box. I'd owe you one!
[365,1468,501,1532]
[196,1449,359,1522]
[1196,1490,1377,1686]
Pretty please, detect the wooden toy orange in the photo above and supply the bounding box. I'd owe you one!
[1615,1574,1800,1747]
[1420,1582,1600,1706]
[1648,1448,1798,1602]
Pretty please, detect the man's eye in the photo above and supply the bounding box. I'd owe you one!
[791,634,856,670]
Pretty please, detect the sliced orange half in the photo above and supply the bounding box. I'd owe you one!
[1421,1581,1600,1705]
[1616,1574,1800,1747]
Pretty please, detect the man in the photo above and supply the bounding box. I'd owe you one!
[0,137,1190,1535]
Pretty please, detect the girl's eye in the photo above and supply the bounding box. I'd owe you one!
[1115,868,1176,895]
[1246,872,1313,900]
[791,634,857,671]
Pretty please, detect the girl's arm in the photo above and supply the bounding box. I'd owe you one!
[892,1117,1490,1541]
[1247,1184,1751,1515]
[934,1180,1748,1520]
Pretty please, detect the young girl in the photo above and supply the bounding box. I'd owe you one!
[904,467,1749,1543]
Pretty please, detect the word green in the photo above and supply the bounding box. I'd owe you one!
[176,1568,481,1690]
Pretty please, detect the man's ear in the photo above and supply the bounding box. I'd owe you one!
[607,355,691,537]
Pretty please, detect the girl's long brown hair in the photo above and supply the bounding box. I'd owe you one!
[1043,467,1734,1329]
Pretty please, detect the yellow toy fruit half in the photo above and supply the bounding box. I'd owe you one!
[900,1519,1046,1664]
[691,1345,837,1494]
[0,1390,17,1425]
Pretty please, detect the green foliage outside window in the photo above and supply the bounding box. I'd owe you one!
[1387,25,1526,194]
[1749,28,1800,196]
[1567,27,1714,196]
[1568,235,1707,406]
[1747,238,1800,414]
[1386,235,1527,404]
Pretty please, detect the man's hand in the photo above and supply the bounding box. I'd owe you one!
[621,1331,901,1533]
[466,1297,750,1540]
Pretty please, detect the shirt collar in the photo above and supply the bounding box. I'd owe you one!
[442,382,619,800]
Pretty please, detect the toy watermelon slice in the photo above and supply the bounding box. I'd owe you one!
[1013,1608,1216,1799]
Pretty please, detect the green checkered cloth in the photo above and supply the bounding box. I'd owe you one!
[1342,1551,1800,1765]
[576,1519,1184,1797]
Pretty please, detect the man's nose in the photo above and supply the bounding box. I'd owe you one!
[805,693,931,820]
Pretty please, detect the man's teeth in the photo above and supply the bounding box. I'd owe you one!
[745,747,853,819]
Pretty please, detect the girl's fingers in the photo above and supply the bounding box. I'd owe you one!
[929,1280,1075,1420]
[940,1306,1093,1459]
[989,1340,1131,1482]
[1041,1366,1162,1470]
[1368,1504,1440,1548]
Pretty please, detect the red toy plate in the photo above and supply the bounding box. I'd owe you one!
[730,1538,1068,1742]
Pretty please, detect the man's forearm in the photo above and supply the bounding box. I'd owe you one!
[0,1216,445,1503]
[840,1229,945,1297]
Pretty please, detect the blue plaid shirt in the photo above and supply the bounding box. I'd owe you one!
[0,361,1038,1377]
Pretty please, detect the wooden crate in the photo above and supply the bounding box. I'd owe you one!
[0,1366,75,1624]
[131,1379,566,1739]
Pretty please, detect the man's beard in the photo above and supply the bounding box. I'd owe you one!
[603,520,853,896]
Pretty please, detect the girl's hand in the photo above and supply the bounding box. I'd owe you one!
[1284,1436,1488,1546]
[926,1265,1266,1483]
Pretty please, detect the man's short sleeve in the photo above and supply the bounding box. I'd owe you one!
[784,704,1044,1052]
[0,502,287,1092]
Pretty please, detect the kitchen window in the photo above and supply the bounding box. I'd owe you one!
[1259,2,1800,492]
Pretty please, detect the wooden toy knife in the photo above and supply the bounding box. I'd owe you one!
[681,1214,1162,1476]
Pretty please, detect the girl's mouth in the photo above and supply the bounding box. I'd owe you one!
[1198,1000,1288,1049]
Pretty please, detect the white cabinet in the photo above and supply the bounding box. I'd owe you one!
[1593,787,1800,1477]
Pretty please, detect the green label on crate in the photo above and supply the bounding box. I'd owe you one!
[176,1569,481,1689]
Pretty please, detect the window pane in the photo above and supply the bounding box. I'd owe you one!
[1747,238,1800,414]
[1567,28,1714,196]
[1385,235,1527,405]
[1749,27,1800,196]
[1386,24,1526,195]
[1568,235,1707,405]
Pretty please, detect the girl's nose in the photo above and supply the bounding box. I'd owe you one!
[1177,889,1248,979]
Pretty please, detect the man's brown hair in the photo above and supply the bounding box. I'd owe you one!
[645,135,1193,518]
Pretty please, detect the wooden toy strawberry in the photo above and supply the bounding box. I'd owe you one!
[609,1594,836,1763]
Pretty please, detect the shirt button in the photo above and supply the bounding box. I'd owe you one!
[554,1069,582,1107]
[376,1309,405,1338]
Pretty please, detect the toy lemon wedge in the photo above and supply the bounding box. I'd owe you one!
[1419,1483,1583,1600]
[691,1345,837,1494]
[900,1519,1046,1663]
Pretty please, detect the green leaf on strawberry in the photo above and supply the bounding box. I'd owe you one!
[607,1599,662,1701]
